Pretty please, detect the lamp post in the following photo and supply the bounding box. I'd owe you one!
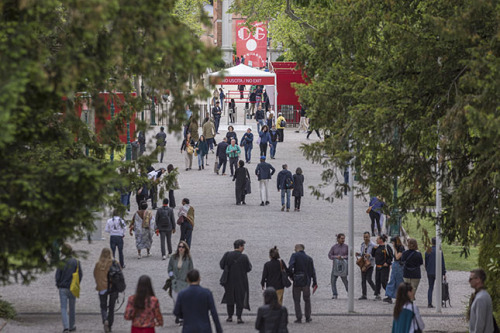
[110,96,115,161]
[141,80,145,122]
[150,93,156,126]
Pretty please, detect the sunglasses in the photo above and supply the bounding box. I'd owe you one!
[178,246,185,249]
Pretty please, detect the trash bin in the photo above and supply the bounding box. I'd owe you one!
[131,141,139,160]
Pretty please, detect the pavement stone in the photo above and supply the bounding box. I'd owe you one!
[0,126,470,332]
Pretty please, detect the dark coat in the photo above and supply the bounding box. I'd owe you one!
[212,106,222,119]
[195,140,209,156]
[241,133,253,148]
[220,250,252,310]
[216,141,229,159]
[174,284,223,333]
[261,259,288,290]
[55,258,82,289]
[276,169,293,190]
[401,250,423,279]
[255,162,275,180]
[425,246,446,276]
[288,250,317,287]
[233,167,250,187]
[155,206,175,232]
[255,305,289,333]
[226,131,238,145]
[180,138,195,151]
[292,174,304,197]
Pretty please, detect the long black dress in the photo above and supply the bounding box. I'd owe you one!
[220,250,252,310]
[233,167,250,204]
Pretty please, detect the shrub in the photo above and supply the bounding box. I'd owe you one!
[0,298,16,319]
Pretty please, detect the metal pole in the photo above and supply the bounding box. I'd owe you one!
[83,93,89,157]
[141,79,145,122]
[348,144,355,312]
[436,139,443,313]
[150,94,156,126]
[110,96,115,161]
[125,120,131,161]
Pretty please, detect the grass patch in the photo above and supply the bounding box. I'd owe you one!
[402,214,479,272]
[0,298,16,319]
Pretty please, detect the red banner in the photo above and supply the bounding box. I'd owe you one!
[236,21,267,68]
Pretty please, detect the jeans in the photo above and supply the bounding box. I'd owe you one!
[257,119,265,133]
[259,179,269,203]
[158,145,165,163]
[361,266,376,296]
[375,266,390,295]
[120,192,131,211]
[59,288,76,330]
[229,157,238,176]
[218,157,227,174]
[99,292,118,328]
[369,210,381,236]
[150,185,157,209]
[207,138,215,150]
[270,141,277,158]
[197,153,205,167]
[331,271,348,297]
[427,274,435,306]
[180,222,193,248]
[280,189,291,209]
[110,235,124,268]
[292,286,311,321]
[244,145,252,163]
[159,230,173,256]
[214,117,220,133]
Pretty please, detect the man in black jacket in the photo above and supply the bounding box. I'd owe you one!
[288,244,317,324]
[216,137,229,175]
[212,101,222,134]
[155,198,176,260]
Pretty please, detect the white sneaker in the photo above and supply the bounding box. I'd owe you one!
[162,255,166,260]
[138,254,141,259]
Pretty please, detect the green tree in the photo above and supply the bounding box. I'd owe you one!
[0,0,219,284]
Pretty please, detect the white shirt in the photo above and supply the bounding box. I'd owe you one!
[105,216,125,237]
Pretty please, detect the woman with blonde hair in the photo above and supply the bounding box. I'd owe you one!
[167,240,194,324]
[401,238,423,294]
[93,248,119,333]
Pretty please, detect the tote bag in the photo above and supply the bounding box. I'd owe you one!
[70,261,80,298]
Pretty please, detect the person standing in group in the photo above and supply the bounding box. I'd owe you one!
[130,201,155,259]
[219,88,225,112]
[177,198,195,248]
[277,164,293,212]
[467,269,495,333]
[356,232,376,300]
[220,239,252,324]
[174,269,223,333]
[168,240,194,325]
[425,237,446,308]
[56,243,82,333]
[226,139,241,177]
[288,244,317,324]
[292,167,304,212]
[269,125,279,159]
[266,111,274,129]
[166,164,178,209]
[255,287,289,333]
[258,125,271,157]
[105,210,126,269]
[124,275,163,332]
[233,160,250,205]
[180,133,195,171]
[367,196,388,236]
[255,156,276,206]
[195,135,209,170]
[391,282,425,333]
[241,128,254,164]
[155,198,176,260]
[372,234,393,300]
[276,113,286,142]
[255,85,263,108]
[212,101,222,134]
[255,104,265,133]
[238,84,245,99]
[261,246,289,306]
[216,137,229,175]
[401,238,424,295]
[93,248,120,333]
[385,236,406,304]
[202,117,216,154]
[328,233,349,299]
[155,127,167,164]
[225,125,238,145]
[147,167,166,210]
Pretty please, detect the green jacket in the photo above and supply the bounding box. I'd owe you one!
[167,255,194,293]
[226,144,241,158]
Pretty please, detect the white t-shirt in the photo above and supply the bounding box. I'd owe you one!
[105,216,125,237]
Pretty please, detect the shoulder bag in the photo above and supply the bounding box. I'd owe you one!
[70,260,80,298]
[280,260,292,288]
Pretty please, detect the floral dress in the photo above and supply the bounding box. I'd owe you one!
[132,210,155,250]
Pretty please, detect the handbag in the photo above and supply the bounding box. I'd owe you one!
[70,260,80,298]
[186,145,194,154]
[366,206,372,214]
[176,215,185,225]
[280,260,291,288]
[220,264,229,286]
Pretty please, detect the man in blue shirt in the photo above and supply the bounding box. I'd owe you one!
[288,244,317,323]
[255,156,275,206]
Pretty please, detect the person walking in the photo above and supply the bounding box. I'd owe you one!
[195,135,209,170]
[401,238,424,295]
[277,164,293,212]
[385,236,406,304]
[356,232,376,300]
[425,237,446,308]
[216,137,229,175]
[276,113,286,142]
[138,130,146,156]
[105,210,126,269]
[467,269,495,333]
[288,244,317,324]
[261,246,289,306]
[238,84,245,99]
[147,167,166,210]
[177,198,195,248]
[155,127,167,163]
[306,126,321,139]
[93,248,120,333]
[226,125,238,145]
[219,88,225,112]
[56,243,83,333]
[258,125,272,157]
[202,117,216,154]
[174,269,223,333]
[226,139,241,177]
[155,198,176,260]
[255,156,276,206]
[255,287,289,333]
[233,160,250,205]
[292,167,304,212]
[391,282,425,333]
[212,101,222,134]
[130,201,155,259]
[229,99,236,123]
[166,164,179,209]
[187,117,199,143]
[255,104,265,133]
[220,239,252,324]
[269,125,279,159]
[297,105,308,133]
[124,275,163,332]
[241,128,254,163]
[180,133,195,171]
[328,233,349,299]
[168,240,194,324]
[372,234,393,300]
[367,196,388,236]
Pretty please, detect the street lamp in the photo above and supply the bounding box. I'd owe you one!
[141,80,145,122]
[150,93,156,126]
[110,96,115,161]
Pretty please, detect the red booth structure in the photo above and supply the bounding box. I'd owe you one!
[272,62,307,124]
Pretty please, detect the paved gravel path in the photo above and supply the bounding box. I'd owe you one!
[0,126,470,332]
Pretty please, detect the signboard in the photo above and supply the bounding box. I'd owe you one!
[215,76,275,85]
[236,21,267,68]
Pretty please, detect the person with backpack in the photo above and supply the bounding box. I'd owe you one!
[401,238,424,295]
[292,167,304,212]
[105,210,126,269]
[155,198,176,260]
[276,113,286,142]
[94,248,122,333]
[277,164,293,212]
[372,234,393,300]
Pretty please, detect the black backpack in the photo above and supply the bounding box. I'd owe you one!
[108,261,126,293]
[285,175,294,189]
[280,119,286,127]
